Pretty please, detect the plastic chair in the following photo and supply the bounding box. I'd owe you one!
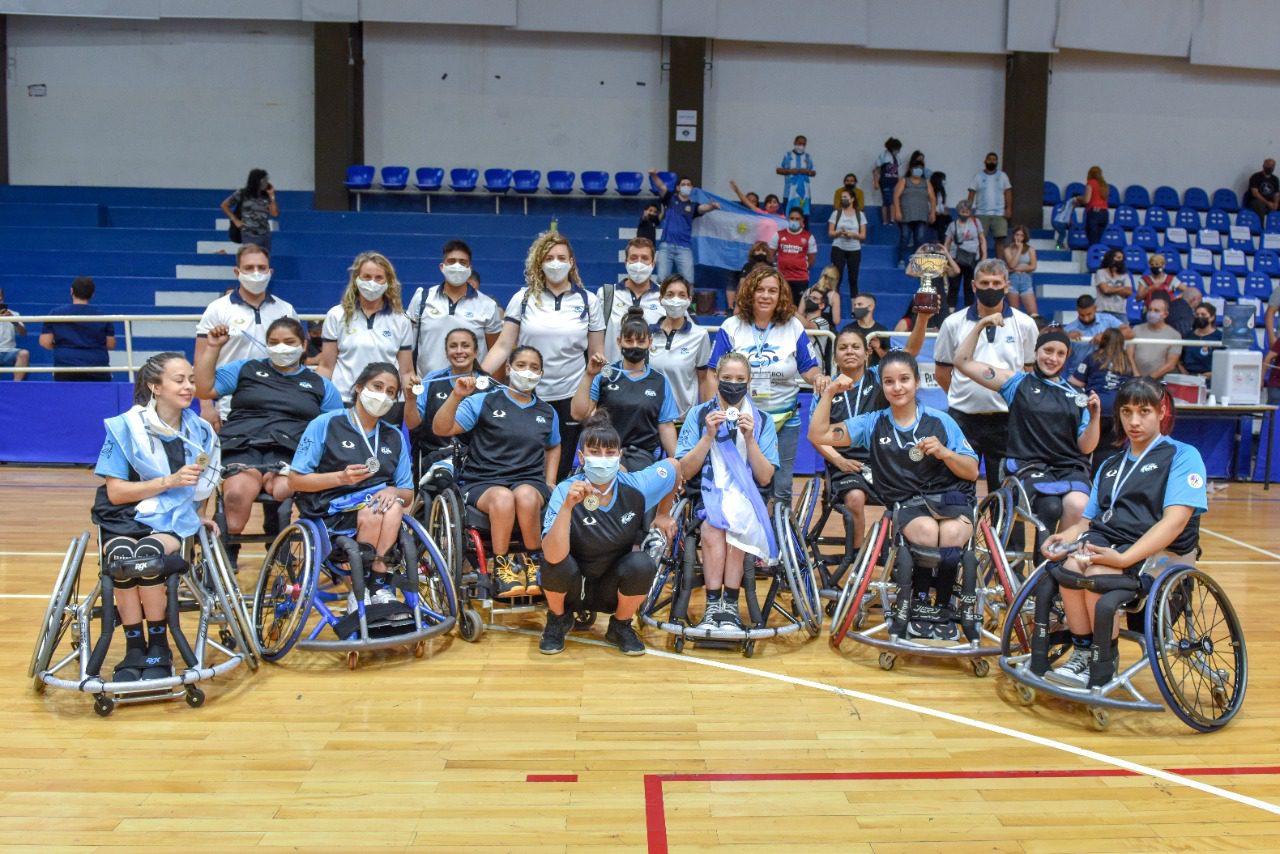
[1101,225,1127,248]
[650,171,678,196]
[344,165,375,190]
[1107,185,1121,207]
[1043,181,1061,207]
[483,168,513,193]
[1183,187,1211,211]
[1132,225,1160,252]
[1123,185,1151,209]
[1254,249,1280,277]
[1159,247,1183,273]
[1143,206,1170,231]
[1227,226,1255,256]
[1175,207,1202,233]
[1266,211,1280,234]
[449,168,479,192]
[581,171,610,195]
[1152,186,1181,210]
[615,172,644,196]
[1237,208,1262,235]
[1187,248,1217,276]
[1113,205,1140,230]
[547,171,576,195]
[1123,246,1149,274]
[1212,188,1240,213]
[1245,271,1273,303]
[1086,244,1109,271]
[1067,224,1089,251]
[1163,226,1190,254]
[1063,181,1085,201]
[513,170,541,194]
[1126,292,1145,325]
[415,167,444,191]
[1179,271,1203,293]
[1209,271,1241,299]
[1205,208,1232,233]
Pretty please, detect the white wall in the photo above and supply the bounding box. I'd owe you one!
[703,42,1007,210]
[1045,50,1280,197]
[362,23,667,178]
[6,17,314,189]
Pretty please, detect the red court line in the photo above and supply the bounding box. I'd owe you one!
[644,766,1280,854]
[526,774,578,783]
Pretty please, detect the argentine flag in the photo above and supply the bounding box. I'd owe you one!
[690,189,785,270]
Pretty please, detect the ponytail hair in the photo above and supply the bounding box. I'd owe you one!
[579,409,621,453]
[618,305,650,342]
[133,352,187,406]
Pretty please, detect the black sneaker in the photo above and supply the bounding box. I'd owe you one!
[539,610,574,655]
[140,642,172,680]
[716,602,745,631]
[931,621,959,642]
[605,616,646,656]
[112,647,147,682]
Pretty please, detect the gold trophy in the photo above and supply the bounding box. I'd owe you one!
[907,243,949,315]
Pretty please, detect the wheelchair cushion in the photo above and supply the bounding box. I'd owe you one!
[1028,479,1091,496]
[902,542,941,568]
[1048,562,1141,596]
[105,553,189,582]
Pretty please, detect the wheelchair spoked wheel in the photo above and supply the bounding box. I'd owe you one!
[252,523,319,661]
[829,518,887,647]
[975,516,1020,614]
[426,488,464,593]
[197,527,261,671]
[30,532,89,690]
[774,502,822,637]
[1146,566,1248,732]
[976,490,1012,553]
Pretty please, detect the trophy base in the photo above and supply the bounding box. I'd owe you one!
[912,292,942,314]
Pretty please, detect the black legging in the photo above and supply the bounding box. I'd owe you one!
[540,550,657,613]
[548,396,580,481]
[830,246,862,300]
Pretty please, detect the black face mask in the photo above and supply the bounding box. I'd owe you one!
[803,298,821,314]
[844,183,856,192]
[852,307,870,320]
[1112,261,1127,273]
[719,380,748,405]
[1193,317,1211,330]
[985,163,997,173]
[1266,169,1275,177]
[974,287,1006,308]
[620,346,649,364]
[750,254,768,265]
[644,213,660,223]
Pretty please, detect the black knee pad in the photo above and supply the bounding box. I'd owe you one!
[891,545,915,631]
[1029,569,1061,675]
[616,551,658,597]
[539,554,580,595]
[1088,588,1135,687]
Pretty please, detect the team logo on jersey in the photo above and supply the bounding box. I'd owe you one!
[299,381,313,389]
[381,330,392,338]
[256,370,270,378]
[656,466,668,478]
[535,415,547,424]
[1005,335,1014,343]
[1031,386,1042,394]
[492,410,507,418]
[1104,468,1118,478]
[1188,473,1204,488]
[436,391,449,400]
[878,436,892,445]
[621,511,636,524]
[644,389,657,397]
[231,316,249,327]
[607,384,619,391]
[341,440,355,449]
[1140,463,1159,473]
[427,306,444,317]
[582,516,598,526]
[380,446,392,455]
[745,342,782,368]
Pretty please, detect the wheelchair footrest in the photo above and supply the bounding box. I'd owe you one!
[333,602,417,640]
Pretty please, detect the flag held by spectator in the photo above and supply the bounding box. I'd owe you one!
[690,190,785,270]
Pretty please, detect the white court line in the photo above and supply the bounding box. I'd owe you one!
[0,551,66,557]
[0,594,54,600]
[490,624,1280,818]
[1201,527,1280,561]
[1198,560,1280,566]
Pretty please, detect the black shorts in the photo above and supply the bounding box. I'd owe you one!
[893,494,976,530]
[223,444,291,471]
[829,469,882,506]
[97,522,181,543]
[1016,464,1091,497]
[321,511,361,534]
[462,479,551,511]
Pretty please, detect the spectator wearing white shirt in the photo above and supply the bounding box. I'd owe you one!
[932,258,1039,494]
[967,152,1012,254]
[647,274,713,420]
[194,244,297,427]
[0,288,28,381]
[598,237,664,364]
[943,201,987,311]
[406,239,503,376]
[827,189,868,300]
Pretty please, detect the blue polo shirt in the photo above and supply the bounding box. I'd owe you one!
[41,303,115,368]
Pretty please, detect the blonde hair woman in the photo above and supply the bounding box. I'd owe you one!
[318,251,414,403]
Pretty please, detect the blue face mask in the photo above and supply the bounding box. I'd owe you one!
[582,455,620,486]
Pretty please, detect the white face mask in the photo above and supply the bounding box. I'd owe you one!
[794,145,806,155]
[508,368,542,392]
[660,297,690,318]
[238,271,271,295]
[626,262,654,285]
[356,278,388,301]
[542,260,571,284]
[267,342,304,368]
[358,388,393,417]
[677,184,692,198]
[788,220,803,233]
[441,262,471,286]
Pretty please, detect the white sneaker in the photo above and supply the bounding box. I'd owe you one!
[1048,647,1091,686]
[370,586,398,606]
[696,600,721,629]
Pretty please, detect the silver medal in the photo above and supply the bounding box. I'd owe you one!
[474,376,491,391]
[724,406,740,422]
[410,383,424,396]
[583,494,600,511]
[195,452,209,467]
[1074,393,1088,408]
[908,446,925,463]
[365,456,380,474]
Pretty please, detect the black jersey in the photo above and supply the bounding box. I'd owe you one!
[813,368,881,466]
[409,369,483,455]
[999,371,1089,473]
[1086,438,1208,558]
[455,388,560,485]
[844,405,978,506]
[290,410,412,519]
[218,359,339,452]
[590,366,676,457]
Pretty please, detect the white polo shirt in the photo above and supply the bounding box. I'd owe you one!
[195,289,298,417]
[406,283,504,376]
[0,309,19,351]
[503,284,606,402]
[648,319,712,419]
[320,304,414,399]
[932,303,1038,414]
[598,280,664,363]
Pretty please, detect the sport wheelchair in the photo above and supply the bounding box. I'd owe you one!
[30,526,258,717]
[999,548,1247,732]
[828,500,1021,676]
[795,470,877,614]
[251,512,458,669]
[638,489,822,658]
[211,462,294,569]
[978,465,1083,582]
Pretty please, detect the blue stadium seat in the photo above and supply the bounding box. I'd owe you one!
[1237,208,1262,235]
[1160,247,1183,273]
[344,165,374,190]
[1126,292,1145,325]
[1132,225,1160,251]
[1205,208,1232,233]
[547,171,576,195]
[1123,185,1151,209]
[1067,224,1089,250]
[1107,184,1120,207]
[1254,249,1280,276]
[1043,181,1061,206]
[1175,207,1201,233]
[1101,225,1127,248]
[581,171,609,195]
[1123,245,1149,273]
[1212,188,1240,213]
[1113,205,1140,230]
[1209,271,1241,299]
[1086,244,1109,271]
[1163,226,1190,253]
[650,171,678,196]
[1187,247,1217,275]
[415,167,444,191]
[1143,206,1170,231]
[483,168,513,193]
[1179,271,1204,293]
[1152,185,1181,209]
[1064,181,1085,201]
[513,170,541,194]
[1266,211,1280,234]
[380,166,409,191]
[1222,247,1250,275]
[1184,187,1211,211]
[449,168,479,192]
[615,171,644,196]
[1245,270,1274,303]
[1227,227,1255,256]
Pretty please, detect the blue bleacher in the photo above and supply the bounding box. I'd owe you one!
[380,166,409,191]
[1152,186,1180,209]
[1123,185,1151,209]
[1143,206,1169,231]
[1184,187,1211,211]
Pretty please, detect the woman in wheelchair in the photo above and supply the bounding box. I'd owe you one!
[92,352,219,681]
[404,326,485,483]
[287,362,414,606]
[676,352,780,631]
[571,306,678,473]
[194,317,343,561]
[1037,377,1207,688]
[433,345,561,598]
[538,411,678,655]
[952,319,1101,553]
[809,350,979,641]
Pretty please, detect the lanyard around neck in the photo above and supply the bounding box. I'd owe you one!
[346,408,381,462]
[1109,436,1165,508]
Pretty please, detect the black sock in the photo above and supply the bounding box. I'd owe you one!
[723,587,740,606]
[370,572,390,589]
[123,622,145,652]
[146,620,169,649]
[1070,632,1092,650]
[706,588,722,603]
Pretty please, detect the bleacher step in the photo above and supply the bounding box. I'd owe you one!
[1037,259,1080,274]
[155,291,220,308]
[133,320,196,338]
[197,240,238,254]
[214,218,279,232]
[1040,283,1087,300]
[176,264,235,281]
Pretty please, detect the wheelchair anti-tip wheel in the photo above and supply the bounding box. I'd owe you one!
[458,608,485,642]
[252,523,318,661]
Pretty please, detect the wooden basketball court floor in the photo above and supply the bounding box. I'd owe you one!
[2,466,1279,852]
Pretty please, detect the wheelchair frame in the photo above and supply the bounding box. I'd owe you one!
[795,470,877,611]
[30,527,257,717]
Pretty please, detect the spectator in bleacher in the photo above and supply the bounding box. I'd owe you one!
[799,285,833,368]
[771,207,818,308]
[811,264,842,327]
[729,241,773,316]
[304,322,324,367]
[221,168,277,253]
[777,135,815,216]
[930,172,950,242]
[1127,293,1182,380]
[1246,159,1280,221]
[405,239,503,377]
[1092,248,1133,323]
[598,237,663,364]
[828,188,868,300]
[1180,302,1221,380]
[637,203,661,244]
[831,173,865,211]
[728,179,764,214]
[872,137,903,224]
[1168,285,1201,338]
[1066,294,1131,345]
[762,194,781,215]
[893,153,936,269]
[317,251,414,411]
[943,200,986,311]
[39,276,115,382]
[968,152,1013,254]
[649,171,719,285]
[1001,225,1038,316]
[850,293,889,364]
[1076,165,1110,248]
[194,244,297,430]
[647,274,712,421]
[1069,327,1136,469]
[1136,252,1176,307]
[0,289,28,381]
[482,231,606,482]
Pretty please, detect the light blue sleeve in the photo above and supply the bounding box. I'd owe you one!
[1083,466,1105,520]
[1164,442,1209,513]
[998,370,1027,406]
[709,328,735,367]
[320,377,344,412]
[795,331,819,373]
[657,375,679,423]
[454,393,484,432]
[94,431,131,480]
[677,404,707,457]
[756,412,780,467]
[841,411,879,450]
[415,390,429,418]
[290,414,330,474]
[542,479,574,536]
[393,439,413,489]
[547,407,561,447]
[589,373,603,402]
[621,460,679,512]
[213,359,248,398]
[1076,402,1092,438]
[938,411,979,460]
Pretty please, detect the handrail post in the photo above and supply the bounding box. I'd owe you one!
[124,319,136,383]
